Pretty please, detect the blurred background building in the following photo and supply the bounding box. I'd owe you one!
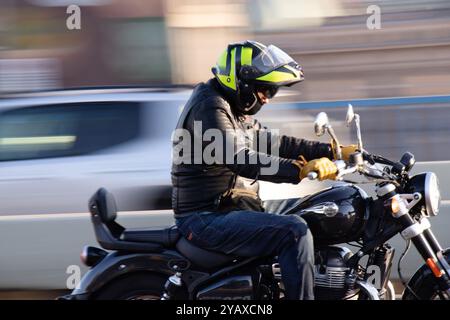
[1,0,450,100]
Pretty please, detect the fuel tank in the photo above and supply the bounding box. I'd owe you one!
[290,184,370,245]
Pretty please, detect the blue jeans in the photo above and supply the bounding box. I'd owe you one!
[175,198,314,300]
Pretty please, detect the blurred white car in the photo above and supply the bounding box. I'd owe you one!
[0,87,190,289]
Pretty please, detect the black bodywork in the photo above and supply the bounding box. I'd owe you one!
[292,185,370,245]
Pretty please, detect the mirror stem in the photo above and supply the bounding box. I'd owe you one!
[355,114,364,151]
[327,126,342,159]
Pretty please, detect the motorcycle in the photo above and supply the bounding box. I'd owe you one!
[60,104,450,300]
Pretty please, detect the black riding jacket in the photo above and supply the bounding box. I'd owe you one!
[171,79,332,216]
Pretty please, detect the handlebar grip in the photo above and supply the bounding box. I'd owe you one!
[307,172,318,180]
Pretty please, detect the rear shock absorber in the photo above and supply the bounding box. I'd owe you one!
[161,271,184,300]
[161,260,189,300]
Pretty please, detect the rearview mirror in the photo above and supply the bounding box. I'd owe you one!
[345,103,364,151]
[346,104,355,127]
[314,112,329,137]
[400,152,415,172]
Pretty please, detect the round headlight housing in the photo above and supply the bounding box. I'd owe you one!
[425,172,441,216]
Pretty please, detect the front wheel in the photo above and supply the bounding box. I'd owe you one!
[402,249,450,300]
[403,279,449,300]
[93,273,166,300]
[402,276,449,300]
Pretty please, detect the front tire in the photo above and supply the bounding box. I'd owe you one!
[402,249,450,300]
[94,273,166,300]
[402,273,447,300]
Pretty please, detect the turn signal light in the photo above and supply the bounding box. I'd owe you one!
[391,197,400,215]
[80,246,107,267]
[426,258,444,278]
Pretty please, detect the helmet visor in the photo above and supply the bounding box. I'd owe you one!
[251,45,294,75]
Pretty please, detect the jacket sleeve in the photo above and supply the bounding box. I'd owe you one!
[252,118,333,161]
[196,98,301,184]
[279,135,333,161]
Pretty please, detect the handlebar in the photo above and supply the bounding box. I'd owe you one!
[306,154,389,181]
[307,171,318,180]
[307,159,354,181]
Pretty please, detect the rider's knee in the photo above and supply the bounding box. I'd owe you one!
[278,215,310,245]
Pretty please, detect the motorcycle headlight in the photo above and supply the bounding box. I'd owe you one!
[424,172,441,216]
[407,172,441,217]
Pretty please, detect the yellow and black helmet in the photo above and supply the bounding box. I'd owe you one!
[212,40,304,114]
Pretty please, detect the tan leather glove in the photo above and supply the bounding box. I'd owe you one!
[293,157,338,181]
[331,140,358,161]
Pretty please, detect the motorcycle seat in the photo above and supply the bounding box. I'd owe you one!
[89,181,242,268]
[175,237,237,269]
[121,226,180,247]
[122,226,238,269]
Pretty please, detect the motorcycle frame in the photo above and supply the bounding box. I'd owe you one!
[348,194,450,296]
[68,248,276,300]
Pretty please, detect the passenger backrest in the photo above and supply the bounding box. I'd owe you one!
[89,187,117,223]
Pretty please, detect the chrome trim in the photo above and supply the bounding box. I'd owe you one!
[272,263,282,280]
[420,217,431,230]
[425,172,441,216]
[437,251,450,276]
[169,272,183,286]
[376,184,395,197]
[315,266,350,289]
[385,281,396,300]
[354,113,364,151]
[334,245,354,261]
[314,112,329,137]
[161,293,170,300]
[399,192,422,211]
[301,202,339,217]
[315,266,349,272]
[356,280,380,300]
[80,246,88,265]
[401,223,424,240]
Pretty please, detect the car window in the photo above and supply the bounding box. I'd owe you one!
[0,101,140,161]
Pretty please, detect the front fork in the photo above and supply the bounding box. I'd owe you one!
[392,194,450,297]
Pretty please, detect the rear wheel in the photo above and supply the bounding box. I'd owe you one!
[94,273,166,300]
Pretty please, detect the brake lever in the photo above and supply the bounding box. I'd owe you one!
[336,166,358,180]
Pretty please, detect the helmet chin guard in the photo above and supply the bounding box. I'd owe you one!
[237,81,261,115]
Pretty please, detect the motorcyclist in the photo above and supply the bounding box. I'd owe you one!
[171,40,357,300]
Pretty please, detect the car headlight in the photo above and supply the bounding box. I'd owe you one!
[425,172,441,216]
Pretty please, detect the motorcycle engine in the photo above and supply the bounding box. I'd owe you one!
[314,246,358,300]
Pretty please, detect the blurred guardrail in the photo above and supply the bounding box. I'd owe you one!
[261,94,450,162]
